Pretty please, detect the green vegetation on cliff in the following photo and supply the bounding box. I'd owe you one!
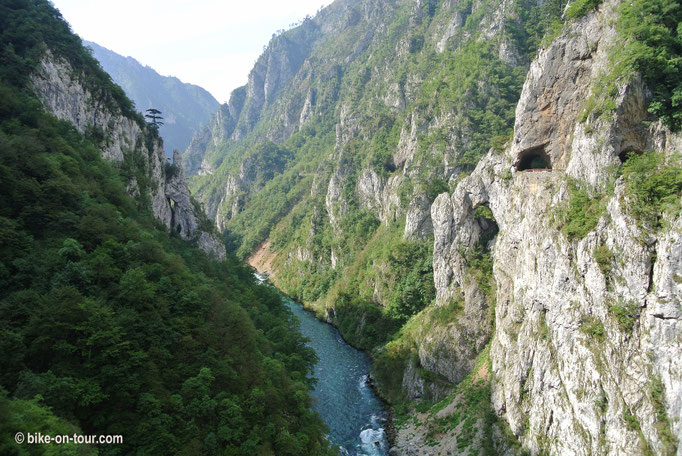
[622,150,682,229]
[0,1,336,454]
[619,0,682,131]
[582,0,682,130]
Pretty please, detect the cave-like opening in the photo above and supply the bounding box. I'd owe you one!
[384,158,397,173]
[474,203,499,249]
[618,148,642,164]
[516,145,551,171]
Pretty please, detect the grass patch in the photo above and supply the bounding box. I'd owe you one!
[607,299,639,333]
[650,377,678,455]
[594,243,615,289]
[557,180,606,240]
[580,316,605,339]
[594,244,615,277]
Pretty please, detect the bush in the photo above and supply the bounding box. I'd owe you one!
[580,316,605,339]
[559,181,605,240]
[565,0,604,20]
[386,241,436,323]
[424,178,450,202]
[594,244,615,278]
[622,151,682,229]
[608,299,639,333]
[618,0,682,131]
[164,161,180,179]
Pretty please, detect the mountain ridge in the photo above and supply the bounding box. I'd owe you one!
[84,40,220,158]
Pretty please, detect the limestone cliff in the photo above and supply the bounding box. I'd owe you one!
[184,89,246,177]
[30,50,226,260]
[430,0,681,454]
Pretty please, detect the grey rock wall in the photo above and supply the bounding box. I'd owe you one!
[432,1,681,454]
[30,51,226,260]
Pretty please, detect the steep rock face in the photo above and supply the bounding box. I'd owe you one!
[401,357,451,401]
[165,151,201,242]
[214,157,262,231]
[32,52,139,164]
[236,28,315,139]
[184,88,246,176]
[31,51,226,260]
[433,1,681,454]
[356,168,402,225]
[404,194,433,240]
[184,104,231,177]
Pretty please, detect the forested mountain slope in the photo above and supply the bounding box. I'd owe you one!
[0,1,336,454]
[187,0,561,351]
[84,41,220,159]
[186,0,682,454]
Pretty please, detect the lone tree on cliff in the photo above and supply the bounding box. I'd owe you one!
[145,108,164,130]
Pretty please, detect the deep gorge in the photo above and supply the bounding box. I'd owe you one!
[1,0,681,454]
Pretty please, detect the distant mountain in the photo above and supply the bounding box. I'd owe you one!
[84,41,219,157]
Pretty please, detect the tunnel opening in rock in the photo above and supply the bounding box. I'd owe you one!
[618,148,642,164]
[384,157,397,173]
[516,145,551,171]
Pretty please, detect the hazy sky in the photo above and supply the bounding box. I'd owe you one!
[50,0,332,103]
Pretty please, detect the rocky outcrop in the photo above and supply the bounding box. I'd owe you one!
[32,52,140,164]
[184,88,247,177]
[237,24,318,139]
[213,161,257,231]
[403,194,433,240]
[184,104,231,177]
[165,151,201,240]
[401,357,451,401]
[31,51,226,260]
[356,168,402,225]
[436,11,463,53]
[432,1,681,454]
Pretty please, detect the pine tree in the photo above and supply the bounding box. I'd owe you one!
[144,108,164,129]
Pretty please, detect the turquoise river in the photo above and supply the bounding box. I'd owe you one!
[282,295,389,455]
[254,275,389,455]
